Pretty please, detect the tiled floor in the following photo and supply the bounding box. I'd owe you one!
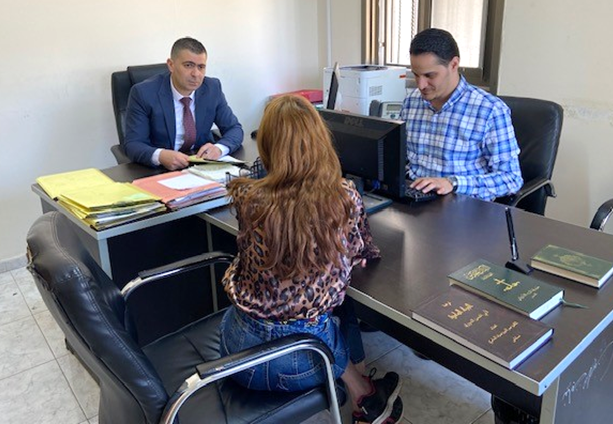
[0,266,495,424]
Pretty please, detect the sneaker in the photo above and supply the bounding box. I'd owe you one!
[355,397,403,424]
[351,369,402,424]
[381,397,404,424]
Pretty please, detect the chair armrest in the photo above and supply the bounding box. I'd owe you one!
[500,178,556,207]
[121,251,234,300]
[160,333,342,424]
[590,199,613,231]
[111,144,131,165]
[196,333,335,379]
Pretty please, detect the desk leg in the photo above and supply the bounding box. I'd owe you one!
[206,222,219,312]
[205,223,237,311]
[98,238,112,279]
[539,378,558,424]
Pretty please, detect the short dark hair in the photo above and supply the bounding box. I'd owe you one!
[171,37,207,59]
[410,28,459,65]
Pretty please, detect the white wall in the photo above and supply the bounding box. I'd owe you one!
[327,0,363,66]
[0,0,325,261]
[499,0,613,232]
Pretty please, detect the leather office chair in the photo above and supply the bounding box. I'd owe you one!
[496,96,564,216]
[26,211,343,424]
[111,63,169,164]
[590,198,613,231]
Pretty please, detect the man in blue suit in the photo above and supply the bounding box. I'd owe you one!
[124,37,244,170]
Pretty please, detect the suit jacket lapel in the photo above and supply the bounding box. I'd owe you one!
[158,75,175,149]
[195,79,209,139]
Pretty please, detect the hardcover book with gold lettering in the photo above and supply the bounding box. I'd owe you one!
[531,244,613,288]
[412,286,553,369]
[448,259,564,320]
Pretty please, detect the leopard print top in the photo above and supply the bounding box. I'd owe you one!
[222,179,380,321]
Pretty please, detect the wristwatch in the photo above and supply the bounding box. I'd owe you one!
[447,176,458,193]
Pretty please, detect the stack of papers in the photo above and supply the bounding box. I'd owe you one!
[37,168,114,200]
[132,171,227,210]
[187,154,246,165]
[188,163,243,184]
[36,168,165,230]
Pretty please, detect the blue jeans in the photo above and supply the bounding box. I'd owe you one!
[220,306,349,392]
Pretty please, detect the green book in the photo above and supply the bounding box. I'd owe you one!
[448,259,564,320]
[413,286,553,369]
[531,244,613,288]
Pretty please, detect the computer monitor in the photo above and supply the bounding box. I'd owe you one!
[319,109,407,204]
[326,62,340,110]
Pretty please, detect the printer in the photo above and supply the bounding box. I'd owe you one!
[323,65,407,116]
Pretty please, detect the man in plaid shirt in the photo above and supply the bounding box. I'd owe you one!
[400,28,523,201]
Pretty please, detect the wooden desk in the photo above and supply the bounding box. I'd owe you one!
[202,194,613,424]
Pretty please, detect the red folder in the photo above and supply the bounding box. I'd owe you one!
[132,171,226,209]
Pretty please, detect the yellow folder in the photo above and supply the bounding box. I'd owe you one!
[36,168,114,200]
[58,182,160,211]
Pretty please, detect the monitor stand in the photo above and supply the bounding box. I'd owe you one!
[362,192,392,214]
[345,174,393,214]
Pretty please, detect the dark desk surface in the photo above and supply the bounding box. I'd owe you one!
[347,194,613,393]
[204,192,613,397]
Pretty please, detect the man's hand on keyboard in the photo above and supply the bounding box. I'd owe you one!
[410,177,454,195]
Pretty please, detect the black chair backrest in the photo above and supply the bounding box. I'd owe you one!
[27,212,168,424]
[590,199,613,231]
[111,63,168,148]
[500,96,564,215]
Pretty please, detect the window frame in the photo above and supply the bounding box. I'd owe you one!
[363,0,505,92]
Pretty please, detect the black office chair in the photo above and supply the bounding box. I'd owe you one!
[590,198,613,231]
[110,63,169,164]
[26,211,343,424]
[496,96,564,216]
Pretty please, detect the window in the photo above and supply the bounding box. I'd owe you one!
[364,0,504,91]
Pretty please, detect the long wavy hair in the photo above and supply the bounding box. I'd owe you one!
[228,94,353,278]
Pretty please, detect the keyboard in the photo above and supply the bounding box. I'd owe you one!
[405,183,439,203]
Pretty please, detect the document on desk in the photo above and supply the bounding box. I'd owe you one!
[36,168,114,200]
[188,163,243,184]
[188,155,246,165]
[58,182,160,210]
[132,171,227,210]
[158,173,215,190]
[54,181,165,230]
[58,199,166,230]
